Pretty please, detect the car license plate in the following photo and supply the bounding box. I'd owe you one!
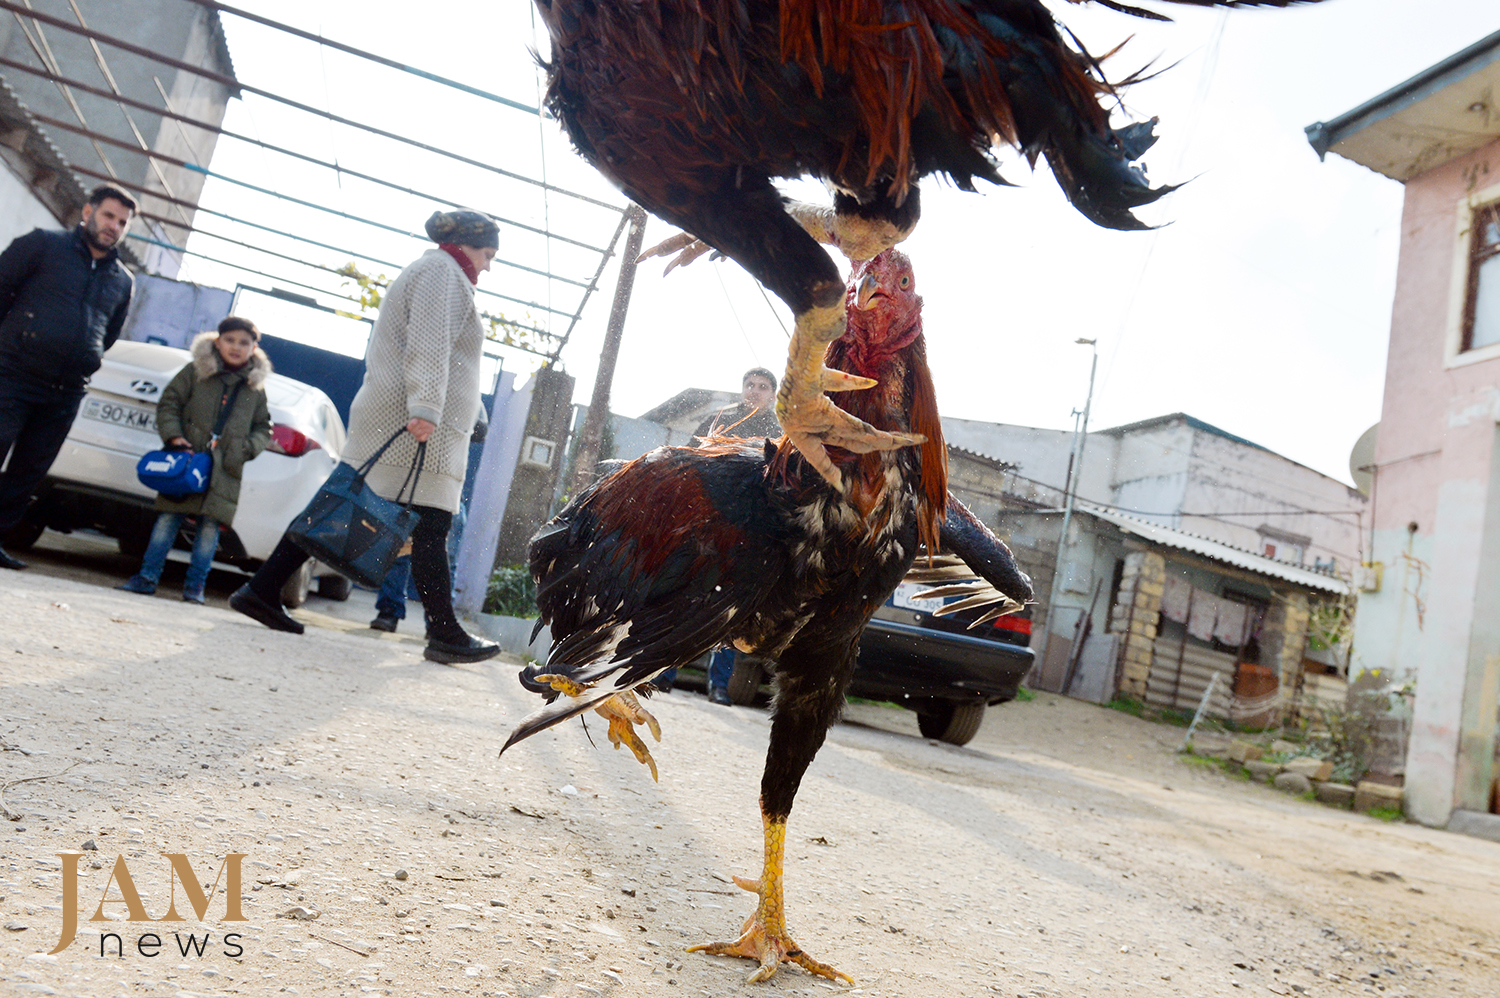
[80,396,156,433]
[891,581,935,611]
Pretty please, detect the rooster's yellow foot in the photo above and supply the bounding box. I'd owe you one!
[687,875,852,985]
[593,691,661,782]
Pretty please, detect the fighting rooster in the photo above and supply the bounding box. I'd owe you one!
[533,0,1320,480]
[503,251,1033,983]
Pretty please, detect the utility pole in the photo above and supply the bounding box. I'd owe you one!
[1039,338,1098,674]
[567,203,648,498]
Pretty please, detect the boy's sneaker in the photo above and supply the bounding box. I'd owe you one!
[116,575,156,596]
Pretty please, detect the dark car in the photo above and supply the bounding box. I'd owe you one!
[724,581,1034,746]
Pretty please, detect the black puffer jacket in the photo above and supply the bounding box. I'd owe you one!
[0,227,134,393]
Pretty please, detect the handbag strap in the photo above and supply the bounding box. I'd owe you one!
[393,440,427,508]
[210,379,245,443]
[354,427,409,478]
[351,426,427,507]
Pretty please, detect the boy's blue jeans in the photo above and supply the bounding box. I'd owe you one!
[138,512,220,592]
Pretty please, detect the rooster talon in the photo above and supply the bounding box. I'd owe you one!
[818,367,877,392]
[640,231,714,274]
[592,691,662,781]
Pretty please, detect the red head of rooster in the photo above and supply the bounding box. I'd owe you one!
[821,248,947,556]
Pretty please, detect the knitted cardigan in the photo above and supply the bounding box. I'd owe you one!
[342,248,483,512]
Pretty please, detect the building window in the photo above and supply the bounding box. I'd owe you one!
[1463,201,1500,352]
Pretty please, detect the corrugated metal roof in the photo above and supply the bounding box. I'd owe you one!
[1081,505,1351,596]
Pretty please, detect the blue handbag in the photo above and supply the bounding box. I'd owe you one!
[135,449,212,497]
[135,381,243,499]
[284,428,426,589]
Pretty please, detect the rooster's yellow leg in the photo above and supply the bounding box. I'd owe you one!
[687,809,853,985]
[777,301,924,488]
[535,677,663,782]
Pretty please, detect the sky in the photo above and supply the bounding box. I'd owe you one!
[174,0,1500,491]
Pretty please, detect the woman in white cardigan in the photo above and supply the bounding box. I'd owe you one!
[231,210,500,664]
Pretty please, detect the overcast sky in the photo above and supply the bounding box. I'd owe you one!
[177,1,1500,490]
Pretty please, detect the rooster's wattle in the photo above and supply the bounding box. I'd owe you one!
[502,251,1032,983]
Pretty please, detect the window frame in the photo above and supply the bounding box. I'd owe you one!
[1445,181,1500,368]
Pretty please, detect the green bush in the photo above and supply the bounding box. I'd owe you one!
[484,565,538,618]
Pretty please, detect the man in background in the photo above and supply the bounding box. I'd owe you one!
[681,366,781,704]
[0,185,136,569]
[691,366,780,444]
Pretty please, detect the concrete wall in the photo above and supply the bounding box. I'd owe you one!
[566,405,677,464]
[1352,136,1500,827]
[1180,430,1365,571]
[0,156,65,247]
[939,417,1077,494]
[117,273,232,348]
[1108,421,1193,524]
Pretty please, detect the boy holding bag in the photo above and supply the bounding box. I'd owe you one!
[118,316,272,603]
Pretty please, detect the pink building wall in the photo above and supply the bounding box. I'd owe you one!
[1358,136,1500,826]
[1376,140,1500,529]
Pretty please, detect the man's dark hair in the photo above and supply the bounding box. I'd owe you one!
[217,315,260,340]
[743,366,777,390]
[87,184,137,213]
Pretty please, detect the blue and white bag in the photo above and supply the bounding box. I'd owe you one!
[134,380,242,499]
[135,449,212,497]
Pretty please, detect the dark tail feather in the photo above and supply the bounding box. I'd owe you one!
[940,495,1034,605]
[501,681,621,756]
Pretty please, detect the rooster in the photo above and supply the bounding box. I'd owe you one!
[533,0,1322,481]
[502,250,1032,983]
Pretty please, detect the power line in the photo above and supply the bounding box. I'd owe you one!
[180,0,539,116]
[75,166,576,320]
[0,55,610,256]
[127,233,561,354]
[33,112,594,291]
[0,0,620,213]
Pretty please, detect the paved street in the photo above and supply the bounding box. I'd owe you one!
[1,549,1498,997]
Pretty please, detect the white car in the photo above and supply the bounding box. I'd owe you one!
[7,340,351,605]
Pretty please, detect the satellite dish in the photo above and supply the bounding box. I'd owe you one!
[1350,423,1378,497]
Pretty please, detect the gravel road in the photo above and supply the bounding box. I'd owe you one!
[2,565,1498,998]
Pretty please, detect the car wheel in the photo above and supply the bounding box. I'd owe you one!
[3,519,44,551]
[281,561,313,608]
[916,701,986,746]
[316,572,352,601]
[727,657,764,706]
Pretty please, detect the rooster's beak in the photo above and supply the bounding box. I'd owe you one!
[854,274,878,311]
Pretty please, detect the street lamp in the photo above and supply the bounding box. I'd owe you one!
[1041,337,1098,676]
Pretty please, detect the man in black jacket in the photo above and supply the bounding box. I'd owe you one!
[0,185,135,569]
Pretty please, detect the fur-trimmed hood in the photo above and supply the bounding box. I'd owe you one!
[190,330,272,389]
